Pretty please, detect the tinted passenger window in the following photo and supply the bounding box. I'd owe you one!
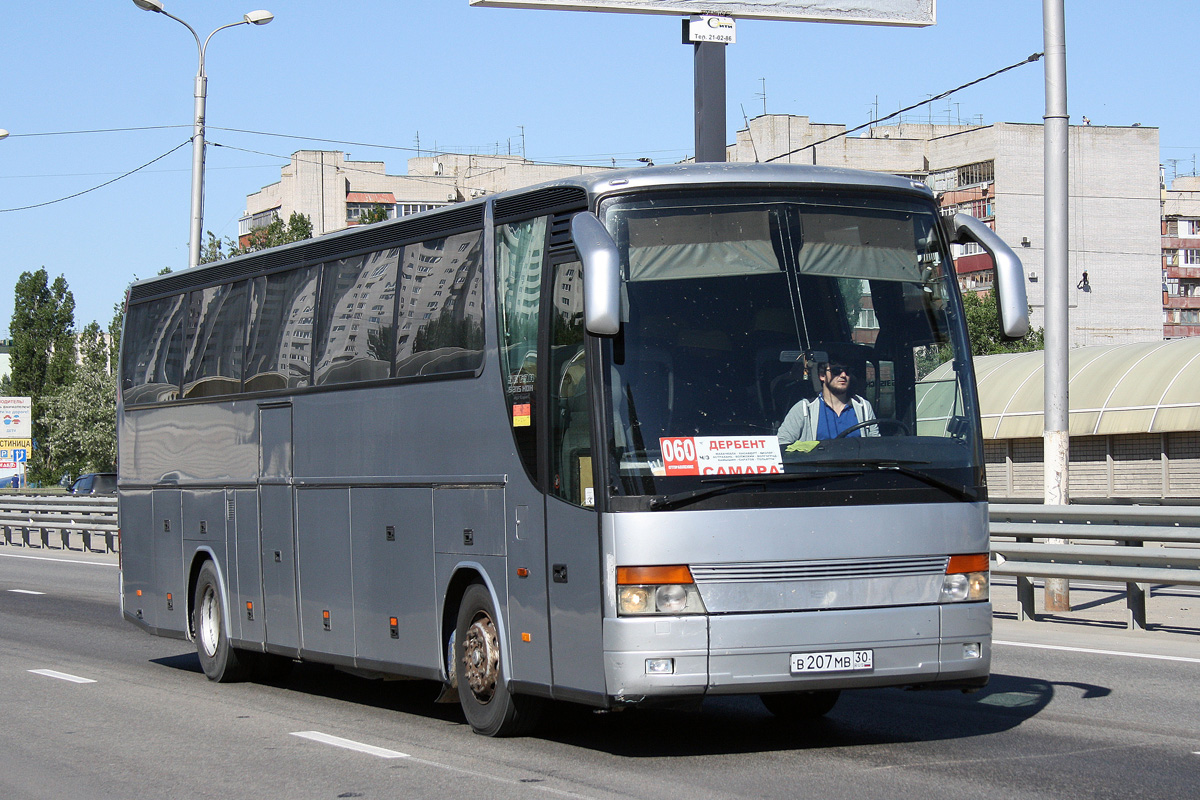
[245,266,319,391]
[395,230,484,377]
[122,295,185,404]
[182,280,249,398]
[314,248,400,385]
[496,217,548,482]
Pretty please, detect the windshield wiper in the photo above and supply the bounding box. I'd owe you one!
[790,458,977,502]
[648,470,858,511]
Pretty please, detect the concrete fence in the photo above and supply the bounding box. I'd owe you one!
[0,494,119,554]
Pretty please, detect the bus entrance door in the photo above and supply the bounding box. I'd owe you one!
[258,403,300,655]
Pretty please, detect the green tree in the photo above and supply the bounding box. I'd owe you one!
[107,300,124,376]
[961,289,1045,356]
[201,212,314,264]
[357,206,390,225]
[78,321,109,373]
[41,357,117,478]
[9,269,76,483]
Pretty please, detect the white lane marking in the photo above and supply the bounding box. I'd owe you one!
[8,589,46,595]
[995,639,1200,665]
[28,669,96,684]
[290,731,409,759]
[0,552,115,567]
[293,733,595,797]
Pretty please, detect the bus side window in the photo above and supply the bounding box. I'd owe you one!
[549,260,593,507]
[497,216,549,485]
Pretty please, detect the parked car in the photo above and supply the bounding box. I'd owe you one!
[69,473,117,495]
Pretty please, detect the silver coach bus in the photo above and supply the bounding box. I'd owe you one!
[118,163,1028,736]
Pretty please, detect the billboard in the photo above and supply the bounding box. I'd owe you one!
[1,397,31,439]
[469,0,935,26]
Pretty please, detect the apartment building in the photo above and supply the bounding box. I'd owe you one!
[1161,175,1200,337]
[728,115,1164,346]
[240,150,605,243]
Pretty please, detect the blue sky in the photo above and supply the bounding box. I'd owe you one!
[2,1,1196,334]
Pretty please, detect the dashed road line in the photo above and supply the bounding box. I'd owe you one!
[290,731,594,797]
[290,731,409,759]
[0,552,115,567]
[7,589,46,595]
[28,669,96,684]
[995,639,1200,664]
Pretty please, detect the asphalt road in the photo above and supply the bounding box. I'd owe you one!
[1,548,1196,800]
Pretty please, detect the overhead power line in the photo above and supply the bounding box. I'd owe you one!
[764,52,1045,163]
[0,140,191,213]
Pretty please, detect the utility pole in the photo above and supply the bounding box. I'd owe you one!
[1042,0,1071,613]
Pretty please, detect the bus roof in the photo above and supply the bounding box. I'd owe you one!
[127,162,934,302]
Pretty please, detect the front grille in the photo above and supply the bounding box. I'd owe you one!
[690,556,948,584]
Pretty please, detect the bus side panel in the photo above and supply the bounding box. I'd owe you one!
[152,489,184,634]
[546,498,606,700]
[433,488,506,557]
[259,484,299,654]
[351,487,437,671]
[296,487,354,660]
[505,487,552,690]
[233,489,264,645]
[119,491,154,628]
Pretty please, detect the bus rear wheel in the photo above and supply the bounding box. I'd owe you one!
[193,561,251,683]
[454,583,543,736]
[760,689,840,719]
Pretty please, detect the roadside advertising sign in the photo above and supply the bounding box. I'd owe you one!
[0,398,32,439]
[469,1,935,26]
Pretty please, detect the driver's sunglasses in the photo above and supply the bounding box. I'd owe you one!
[826,364,851,376]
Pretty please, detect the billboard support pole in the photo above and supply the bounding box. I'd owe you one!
[694,40,727,163]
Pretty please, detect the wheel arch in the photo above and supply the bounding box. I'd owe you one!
[439,562,510,685]
[186,547,228,643]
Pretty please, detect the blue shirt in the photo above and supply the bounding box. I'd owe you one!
[815,397,861,439]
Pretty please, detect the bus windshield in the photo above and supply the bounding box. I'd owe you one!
[599,189,982,509]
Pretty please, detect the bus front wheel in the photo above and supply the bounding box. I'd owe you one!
[760,689,840,719]
[454,583,543,736]
[193,561,251,683]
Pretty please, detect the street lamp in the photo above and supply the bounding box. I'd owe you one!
[0,130,9,141]
[132,0,273,270]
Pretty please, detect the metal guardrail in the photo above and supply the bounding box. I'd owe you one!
[0,494,119,554]
[1,495,1196,629]
[989,503,1200,630]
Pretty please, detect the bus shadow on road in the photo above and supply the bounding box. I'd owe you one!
[151,653,466,724]
[538,672,1076,757]
[149,653,1084,755]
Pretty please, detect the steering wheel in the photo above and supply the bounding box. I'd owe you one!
[834,418,912,438]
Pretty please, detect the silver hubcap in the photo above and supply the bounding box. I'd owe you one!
[461,611,499,704]
[198,585,219,658]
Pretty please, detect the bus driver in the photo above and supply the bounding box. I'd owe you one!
[777,359,878,445]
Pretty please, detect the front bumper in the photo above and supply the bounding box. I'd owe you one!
[603,602,991,701]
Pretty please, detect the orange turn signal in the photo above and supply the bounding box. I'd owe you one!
[947,553,990,574]
[617,565,694,585]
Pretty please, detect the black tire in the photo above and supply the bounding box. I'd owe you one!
[760,689,841,719]
[454,583,544,736]
[192,561,251,682]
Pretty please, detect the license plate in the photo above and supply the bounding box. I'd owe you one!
[789,649,874,674]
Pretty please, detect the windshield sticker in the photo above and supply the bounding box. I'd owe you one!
[512,403,531,427]
[659,436,783,476]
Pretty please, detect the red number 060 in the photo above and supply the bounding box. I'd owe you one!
[663,438,696,463]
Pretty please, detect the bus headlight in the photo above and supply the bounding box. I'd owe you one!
[940,553,989,603]
[617,565,707,616]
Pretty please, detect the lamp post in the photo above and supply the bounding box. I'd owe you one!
[0,129,9,141]
[132,0,273,270]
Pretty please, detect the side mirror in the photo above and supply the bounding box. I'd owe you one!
[952,213,1030,338]
[571,211,621,335]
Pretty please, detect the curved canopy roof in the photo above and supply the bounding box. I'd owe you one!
[968,338,1200,439]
